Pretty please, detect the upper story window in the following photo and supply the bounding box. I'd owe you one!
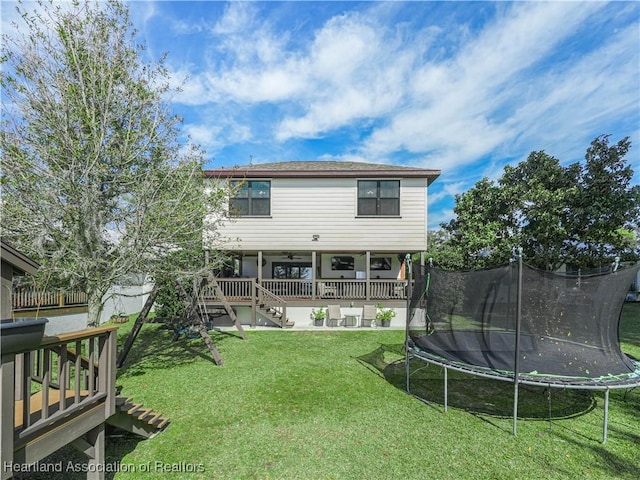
[357,180,400,216]
[230,180,271,216]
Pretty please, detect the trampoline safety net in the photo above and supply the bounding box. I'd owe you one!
[408,261,640,387]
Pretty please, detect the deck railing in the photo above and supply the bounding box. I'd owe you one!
[13,326,117,435]
[201,279,254,301]
[203,278,408,302]
[1,326,117,476]
[12,286,88,310]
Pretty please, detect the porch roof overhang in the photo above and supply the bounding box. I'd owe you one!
[1,240,39,276]
[229,250,413,257]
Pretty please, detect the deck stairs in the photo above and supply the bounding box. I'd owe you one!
[257,302,294,328]
[255,284,294,328]
[107,396,170,439]
[202,277,294,329]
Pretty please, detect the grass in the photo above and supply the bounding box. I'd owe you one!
[16,304,640,479]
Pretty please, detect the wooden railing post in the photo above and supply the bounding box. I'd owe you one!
[1,355,16,480]
[103,330,117,417]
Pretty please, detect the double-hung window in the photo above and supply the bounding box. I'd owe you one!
[230,180,271,216]
[357,180,400,216]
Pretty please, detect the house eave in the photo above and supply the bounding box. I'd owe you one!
[1,240,39,276]
[204,162,441,185]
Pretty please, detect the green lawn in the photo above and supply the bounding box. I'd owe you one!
[20,303,640,479]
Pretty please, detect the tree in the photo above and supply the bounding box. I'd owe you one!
[428,178,512,269]
[1,0,229,326]
[436,136,639,270]
[568,136,640,265]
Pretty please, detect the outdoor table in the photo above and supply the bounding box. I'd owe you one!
[343,314,360,328]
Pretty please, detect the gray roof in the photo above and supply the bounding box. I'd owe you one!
[204,161,440,184]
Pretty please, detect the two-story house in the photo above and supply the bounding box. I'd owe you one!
[202,161,440,328]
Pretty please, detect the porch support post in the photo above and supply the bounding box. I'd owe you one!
[312,251,317,300]
[255,251,263,327]
[365,251,371,301]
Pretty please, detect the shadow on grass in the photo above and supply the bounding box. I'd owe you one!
[357,343,595,420]
[116,323,241,378]
[11,431,141,480]
[553,428,640,479]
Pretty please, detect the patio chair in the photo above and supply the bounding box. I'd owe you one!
[362,305,377,327]
[393,282,406,298]
[326,305,344,327]
[318,282,337,298]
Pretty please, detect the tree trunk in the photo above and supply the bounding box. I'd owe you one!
[87,290,105,328]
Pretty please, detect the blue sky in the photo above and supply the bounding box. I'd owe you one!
[4,1,640,229]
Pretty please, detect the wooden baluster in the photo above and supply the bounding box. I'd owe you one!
[21,351,31,429]
[41,349,50,421]
[74,340,82,404]
[58,345,67,410]
[88,337,95,395]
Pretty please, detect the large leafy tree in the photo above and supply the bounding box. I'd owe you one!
[568,136,639,264]
[431,136,640,270]
[1,0,229,326]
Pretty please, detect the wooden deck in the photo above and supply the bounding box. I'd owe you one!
[14,389,91,429]
[1,326,117,480]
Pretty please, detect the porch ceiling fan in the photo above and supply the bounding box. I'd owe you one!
[281,252,302,260]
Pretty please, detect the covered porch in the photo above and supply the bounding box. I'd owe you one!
[201,250,420,328]
[205,249,420,301]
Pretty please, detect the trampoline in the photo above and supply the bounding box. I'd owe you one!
[405,254,640,442]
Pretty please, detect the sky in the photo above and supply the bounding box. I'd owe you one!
[3,1,640,229]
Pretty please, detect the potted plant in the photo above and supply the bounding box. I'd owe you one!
[376,303,396,327]
[111,312,129,324]
[0,317,48,354]
[311,307,325,327]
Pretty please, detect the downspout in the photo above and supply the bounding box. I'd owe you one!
[366,251,371,301]
[312,251,317,300]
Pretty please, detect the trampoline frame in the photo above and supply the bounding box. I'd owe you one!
[403,253,640,443]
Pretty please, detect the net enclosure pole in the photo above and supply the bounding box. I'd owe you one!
[444,366,448,412]
[513,248,523,436]
[405,254,413,394]
[603,388,610,444]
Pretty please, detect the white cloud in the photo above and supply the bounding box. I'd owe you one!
[184,114,251,155]
[428,181,468,205]
[360,1,608,169]
[212,1,255,35]
[148,1,636,203]
[427,207,455,230]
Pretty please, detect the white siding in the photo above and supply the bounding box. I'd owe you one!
[212,177,428,252]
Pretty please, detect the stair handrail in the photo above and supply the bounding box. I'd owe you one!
[255,284,287,327]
